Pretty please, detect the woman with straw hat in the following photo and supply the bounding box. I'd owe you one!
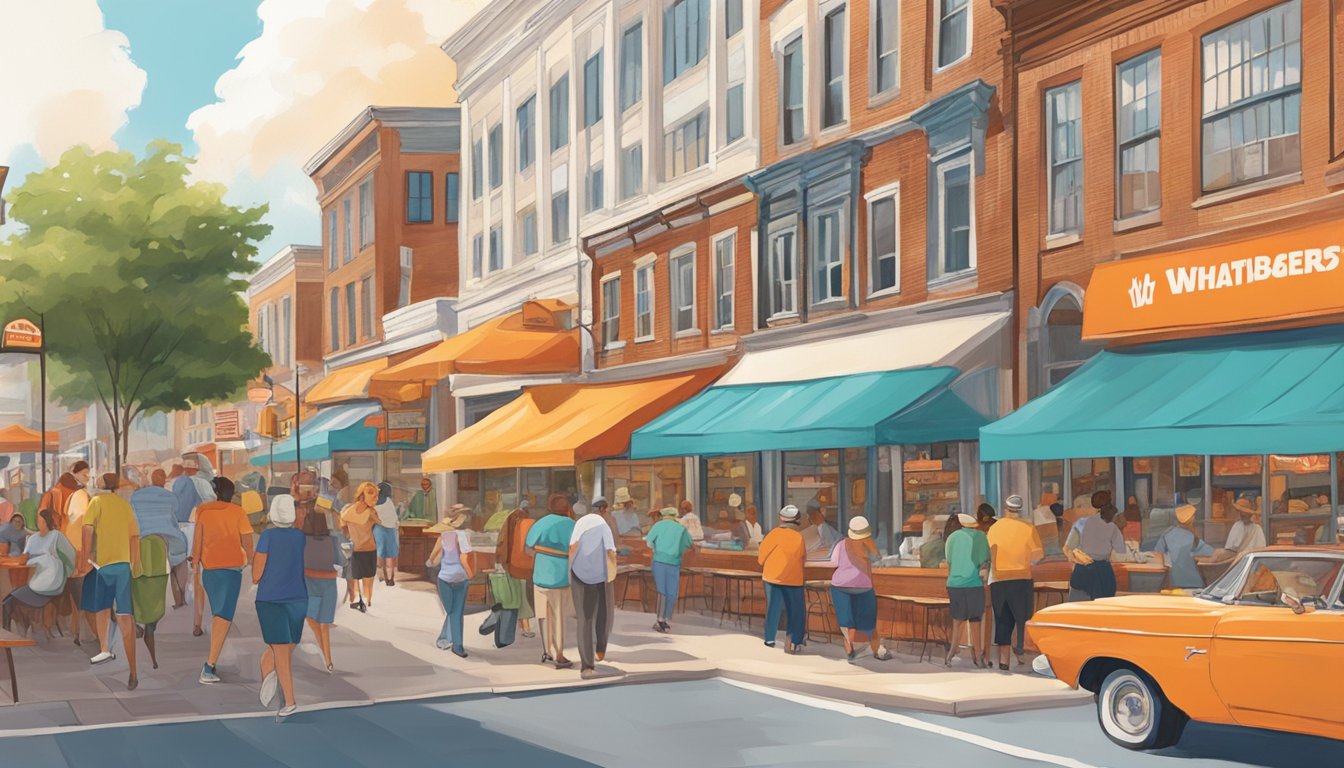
[427,503,474,657]
[826,517,892,663]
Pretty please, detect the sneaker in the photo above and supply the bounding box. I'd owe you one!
[90,651,116,665]
[277,704,297,719]
[199,664,221,684]
[452,647,469,659]
[260,671,279,708]
[580,667,596,680]
[436,638,452,650]
[554,658,574,670]
[764,640,775,648]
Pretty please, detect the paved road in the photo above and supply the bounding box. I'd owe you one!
[3,680,1341,767]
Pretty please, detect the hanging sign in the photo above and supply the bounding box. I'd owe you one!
[2,319,42,350]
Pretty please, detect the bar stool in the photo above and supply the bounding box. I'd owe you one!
[678,568,713,615]
[907,596,952,663]
[876,594,912,652]
[715,572,759,629]
[616,565,652,612]
[804,580,838,644]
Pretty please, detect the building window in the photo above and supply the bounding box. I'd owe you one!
[621,144,643,200]
[868,185,899,294]
[406,171,433,224]
[488,225,503,272]
[280,296,291,367]
[664,110,708,180]
[822,6,846,128]
[360,276,373,338]
[934,155,973,278]
[1200,1,1301,192]
[620,22,643,112]
[471,234,483,279]
[345,282,357,346]
[769,228,798,317]
[488,123,503,189]
[257,304,268,356]
[520,207,538,256]
[635,263,655,340]
[445,173,460,223]
[726,84,745,144]
[602,276,621,346]
[399,247,413,307]
[1116,51,1161,220]
[664,0,709,84]
[1033,290,1101,397]
[670,247,696,333]
[342,197,353,263]
[471,139,483,199]
[936,0,970,69]
[725,0,743,37]
[550,74,570,151]
[517,96,536,172]
[327,210,338,270]
[583,51,604,128]
[811,209,843,304]
[552,190,570,243]
[1046,81,1083,236]
[873,0,898,95]
[586,166,604,212]
[713,232,735,330]
[358,176,375,246]
[781,36,804,145]
[329,288,340,349]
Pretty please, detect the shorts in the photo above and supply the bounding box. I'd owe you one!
[256,599,307,645]
[948,585,986,621]
[350,550,377,579]
[79,569,105,612]
[202,568,243,622]
[830,587,877,632]
[89,563,133,615]
[990,579,1034,649]
[305,576,338,624]
[373,526,400,559]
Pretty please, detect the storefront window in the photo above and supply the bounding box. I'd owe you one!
[1268,454,1332,545]
[843,447,869,537]
[784,449,844,552]
[1066,458,1113,511]
[1209,455,1262,550]
[605,459,685,525]
[901,444,961,538]
[704,454,756,518]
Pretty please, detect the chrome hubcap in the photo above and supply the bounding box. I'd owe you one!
[1110,679,1152,736]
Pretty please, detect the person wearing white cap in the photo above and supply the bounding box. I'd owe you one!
[1154,504,1214,590]
[253,493,308,718]
[644,507,693,633]
[826,517,892,663]
[758,505,808,653]
[986,494,1043,671]
[611,487,642,537]
[944,512,990,667]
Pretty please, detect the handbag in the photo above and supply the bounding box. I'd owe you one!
[478,603,503,635]
[606,550,618,583]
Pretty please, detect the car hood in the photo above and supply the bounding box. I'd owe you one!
[1029,594,1229,637]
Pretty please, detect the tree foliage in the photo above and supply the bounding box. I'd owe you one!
[0,141,272,470]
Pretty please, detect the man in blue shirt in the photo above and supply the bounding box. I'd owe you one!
[1155,504,1215,589]
[131,469,191,607]
[525,493,576,669]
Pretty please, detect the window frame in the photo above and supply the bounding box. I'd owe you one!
[634,260,656,342]
[406,170,433,224]
[1045,80,1084,238]
[471,233,484,280]
[669,244,698,335]
[664,109,709,180]
[360,275,374,339]
[488,224,503,273]
[551,189,570,244]
[550,74,571,152]
[780,34,805,146]
[586,166,605,213]
[820,2,848,130]
[933,151,976,281]
[865,181,900,297]
[601,273,622,348]
[583,51,604,129]
[870,0,899,97]
[327,210,338,271]
[725,0,743,38]
[358,175,375,246]
[809,206,845,306]
[933,0,972,72]
[620,21,644,112]
[471,138,484,199]
[711,229,737,331]
[621,143,644,201]
[344,282,357,346]
[1114,49,1162,222]
[342,197,353,263]
[445,172,460,223]
[520,207,538,256]
[664,0,710,84]
[768,223,800,319]
[488,123,503,190]
[517,95,536,172]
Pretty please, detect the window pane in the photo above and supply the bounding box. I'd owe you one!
[517,97,535,171]
[488,124,503,189]
[552,191,569,243]
[471,234,483,278]
[1047,81,1082,235]
[937,0,968,67]
[782,38,804,144]
[622,143,643,200]
[871,196,897,292]
[471,140,484,198]
[584,52,604,128]
[345,283,356,345]
[942,163,971,274]
[726,84,744,143]
[445,173,460,223]
[822,7,846,128]
[550,75,570,151]
[875,0,899,93]
[725,0,742,37]
[602,278,621,345]
[715,235,734,328]
[621,23,643,112]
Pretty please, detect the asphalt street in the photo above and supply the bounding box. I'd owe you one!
[2,679,1341,767]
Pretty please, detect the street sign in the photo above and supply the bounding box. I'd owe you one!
[387,409,428,430]
[2,318,42,349]
[215,409,243,441]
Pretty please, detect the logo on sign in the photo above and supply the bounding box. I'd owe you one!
[2,318,42,350]
[1128,274,1156,309]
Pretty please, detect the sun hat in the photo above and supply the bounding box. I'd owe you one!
[778,504,801,522]
[1233,497,1258,516]
[847,517,872,540]
[268,495,296,528]
[957,512,977,527]
[1175,504,1197,525]
[1004,495,1025,512]
[659,506,679,518]
[728,493,743,508]
[614,487,633,505]
[429,503,470,532]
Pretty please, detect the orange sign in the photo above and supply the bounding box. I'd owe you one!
[2,318,42,349]
[1082,219,1344,339]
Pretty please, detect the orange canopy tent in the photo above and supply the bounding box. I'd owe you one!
[0,424,59,453]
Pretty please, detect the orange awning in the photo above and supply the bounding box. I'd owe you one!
[0,424,59,453]
[422,368,721,471]
[370,301,581,404]
[304,358,389,406]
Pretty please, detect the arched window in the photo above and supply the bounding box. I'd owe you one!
[1029,283,1102,398]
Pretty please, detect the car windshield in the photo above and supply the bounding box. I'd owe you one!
[1202,555,1343,606]
[1198,557,1250,602]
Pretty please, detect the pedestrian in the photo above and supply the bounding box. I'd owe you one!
[193,475,255,683]
[1064,502,1139,601]
[0,513,26,555]
[827,517,891,663]
[611,487,642,536]
[495,502,536,638]
[568,503,616,679]
[407,476,437,522]
[41,460,89,533]
[1210,497,1264,562]
[340,481,379,611]
[254,494,307,718]
[302,509,344,672]
[524,493,575,669]
[2,508,75,632]
[975,502,997,533]
[130,469,190,609]
[590,496,619,647]
[645,506,693,633]
[1154,504,1215,589]
[373,481,401,586]
[50,463,96,646]
[427,503,473,657]
[944,512,990,668]
[987,494,1043,671]
[677,499,704,542]
[79,473,141,690]
[759,504,807,653]
[734,503,763,546]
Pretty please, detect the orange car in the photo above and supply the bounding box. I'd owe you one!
[1028,547,1344,750]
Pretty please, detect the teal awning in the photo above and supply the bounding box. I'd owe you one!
[629,366,987,458]
[980,324,1344,461]
[250,402,382,466]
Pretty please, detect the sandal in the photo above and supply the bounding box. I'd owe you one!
[192,627,203,637]
[873,647,893,662]
[944,647,960,666]
[999,662,1010,671]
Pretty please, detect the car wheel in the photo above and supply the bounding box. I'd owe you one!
[1096,668,1188,750]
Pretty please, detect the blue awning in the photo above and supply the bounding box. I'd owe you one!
[629,366,987,458]
[980,324,1344,461]
[250,402,382,466]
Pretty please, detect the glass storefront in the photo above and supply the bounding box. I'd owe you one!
[1269,454,1332,545]
[456,467,581,530]
[704,454,756,525]
[605,459,685,529]
[782,448,870,553]
[901,443,962,538]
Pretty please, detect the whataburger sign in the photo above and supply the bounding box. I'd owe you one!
[1082,219,1344,339]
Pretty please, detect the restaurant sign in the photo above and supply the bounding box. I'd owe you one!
[2,318,42,350]
[1082,220,1344,339]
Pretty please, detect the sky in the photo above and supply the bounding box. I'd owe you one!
[0,0,487,263]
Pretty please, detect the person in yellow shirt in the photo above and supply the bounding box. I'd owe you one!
[758,504,807,653]
[79,473,142,690]
[986,494,1043,671]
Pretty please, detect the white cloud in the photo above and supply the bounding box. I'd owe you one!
[187,0,487,257]
[0,0,147,164]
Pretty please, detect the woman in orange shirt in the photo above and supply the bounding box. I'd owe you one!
[758,504,807,654]
[340,482,379,612]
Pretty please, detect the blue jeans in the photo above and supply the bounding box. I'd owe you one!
[436,578,468,652]
[763,582,805,646]
[651,561,680,621]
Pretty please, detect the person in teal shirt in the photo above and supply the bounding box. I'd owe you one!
[645,507,693,633]
[524,494,576,668]
[944,512,990,667]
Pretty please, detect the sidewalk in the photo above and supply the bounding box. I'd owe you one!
[0,575,1088,734]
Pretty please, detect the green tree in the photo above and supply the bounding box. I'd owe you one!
[0,141,272,472]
